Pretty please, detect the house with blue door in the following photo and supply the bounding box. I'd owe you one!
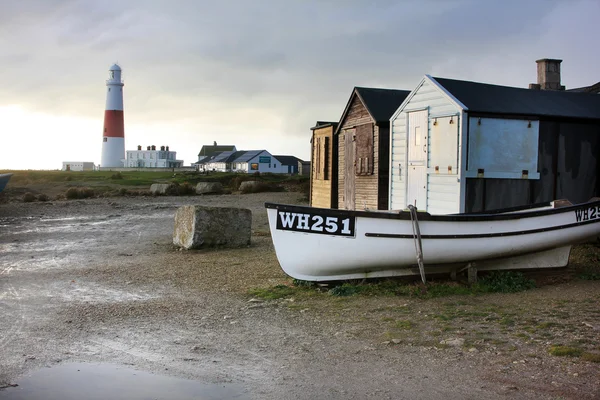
[198,149,304,174]
[389,59,600,214]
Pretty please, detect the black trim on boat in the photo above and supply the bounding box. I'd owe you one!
[457,201,553,215]
[264,200,600,222]
[365,218,600,240]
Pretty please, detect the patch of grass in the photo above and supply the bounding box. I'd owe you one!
[578,269,600,281]
[394,320,413,330]
[477,271,536,293]
[37,193,50,201]
[514,333,530,340]
[581,352,600,363]
[292,279,317,288]
[499,317,516,326]
[247,285,297,300]
[536,322,559,329]
[433,313,456,322]
[548,345,583,357]
[329,284,363,297]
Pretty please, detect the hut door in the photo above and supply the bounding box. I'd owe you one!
[406,111,428,210]
[344,130,355,210]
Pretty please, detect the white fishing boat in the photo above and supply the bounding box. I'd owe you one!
[265,199,600,282]
[0,173,13,193]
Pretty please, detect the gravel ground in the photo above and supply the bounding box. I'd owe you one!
[0,192,599,399]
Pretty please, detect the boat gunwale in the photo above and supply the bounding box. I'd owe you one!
[265,199,600,222]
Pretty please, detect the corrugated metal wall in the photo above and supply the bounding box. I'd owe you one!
[465,120,600,212]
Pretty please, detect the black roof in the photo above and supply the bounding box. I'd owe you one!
[567,81,600,94]
[311,121,339,130]
[274,155,303,165]
[354,87,411,123]
[197,145,236,157]
[433,77,600,120]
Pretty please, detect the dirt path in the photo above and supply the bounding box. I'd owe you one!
[1,193,599,399]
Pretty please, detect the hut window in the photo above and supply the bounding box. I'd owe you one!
[355,123,374,175]
[466,117,540,179]
[314,136,330,180]
[323,136,330,180]
[316,137,321,179]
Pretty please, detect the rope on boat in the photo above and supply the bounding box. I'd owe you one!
[408,205,426,284]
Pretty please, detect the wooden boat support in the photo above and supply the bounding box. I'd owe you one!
[265,199,600,282]
[408,205,426,284]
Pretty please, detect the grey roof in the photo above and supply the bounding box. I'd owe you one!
[354,87,411,123]
[433,77,600,120]
[274,155,303,165]
[210,150,237,162]
[197,145,236,157]
[234,150,267,163]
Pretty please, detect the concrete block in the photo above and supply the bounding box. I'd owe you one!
[173,205,251,249]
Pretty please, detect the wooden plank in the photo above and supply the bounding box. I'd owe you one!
[344,130,355,209]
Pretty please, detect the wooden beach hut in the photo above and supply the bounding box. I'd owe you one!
[310,121,339,208]
[389,74,600,214]
[336,87,410,210]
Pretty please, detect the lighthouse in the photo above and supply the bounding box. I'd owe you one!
[100,64,125,167]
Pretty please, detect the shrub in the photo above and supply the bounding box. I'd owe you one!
[293,279,317,288]
[329,283,364,296]
[231,175,248,191]
[478,271,536,293]
[240,181,282,194]
[179,182,195,195]
[111,172,124,180]
[119,188,129,196]
[79,187,95,199]
[578,268,600,281]
[65,187,80,199]
[165,182,195,196]
[23,192,36,202]
[65,187,95,199]
[37,194,50,202]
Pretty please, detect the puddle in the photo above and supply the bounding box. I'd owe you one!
[0,363,248,400]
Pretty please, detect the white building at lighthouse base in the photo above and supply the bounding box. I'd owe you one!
[124,145,183,168]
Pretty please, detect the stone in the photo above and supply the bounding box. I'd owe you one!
[440,338,465,347]
[150,183,174,195]
[173,205,251,249]
[195,182,223,195]
[239,181,261,192]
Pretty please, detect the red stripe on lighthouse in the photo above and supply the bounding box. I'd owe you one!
[103,110,124,138]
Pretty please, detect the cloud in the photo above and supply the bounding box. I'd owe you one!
[0,0,598,168]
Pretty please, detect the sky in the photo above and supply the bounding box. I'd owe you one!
[1,0,598,170]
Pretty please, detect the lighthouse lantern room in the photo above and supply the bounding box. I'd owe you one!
[100,63,125,168]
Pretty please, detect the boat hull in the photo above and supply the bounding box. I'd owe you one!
[266,201,600,281]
